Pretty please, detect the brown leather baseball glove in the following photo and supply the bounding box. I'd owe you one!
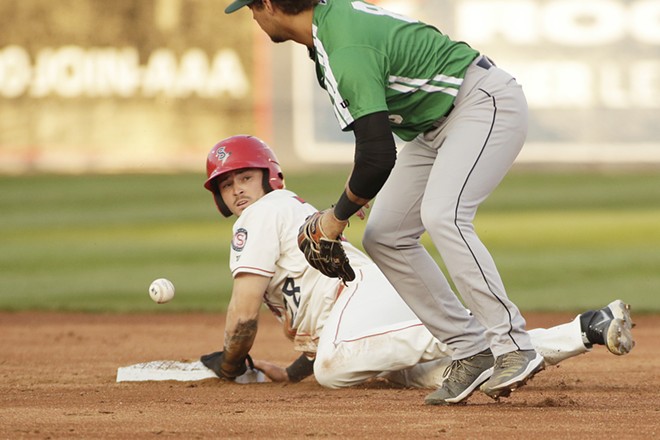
[297,211,356,285]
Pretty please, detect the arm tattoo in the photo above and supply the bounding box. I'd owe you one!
[221,319,258,376]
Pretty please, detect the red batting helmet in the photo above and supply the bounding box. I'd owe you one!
[204,135,285,217]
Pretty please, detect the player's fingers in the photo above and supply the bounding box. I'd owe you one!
[355,202,370,220]
[252,360,289,382]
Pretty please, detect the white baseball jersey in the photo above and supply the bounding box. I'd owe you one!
[229,189,372,353]
[228,189,588,388]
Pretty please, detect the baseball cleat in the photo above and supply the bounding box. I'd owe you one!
[582,299,635,355]
[604,318,634,356]
[603,300,635,355]
[480,349,544,400]
[606,299,634,329]
[424,348,494,405]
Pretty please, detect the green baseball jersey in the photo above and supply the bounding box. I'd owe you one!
[311,0,480,141]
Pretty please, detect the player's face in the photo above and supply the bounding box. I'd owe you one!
[219,168,266,217]
[248,3,289,43]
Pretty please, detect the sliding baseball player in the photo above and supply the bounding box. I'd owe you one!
[198,135,634,396]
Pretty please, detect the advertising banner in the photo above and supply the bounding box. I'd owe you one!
[1,0,658,172]
[290,0,660,165]
[0,0,258,172]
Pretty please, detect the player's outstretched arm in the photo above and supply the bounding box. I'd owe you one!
[201,273,270,379]
[253,353,316,384]
[252,360,289,382]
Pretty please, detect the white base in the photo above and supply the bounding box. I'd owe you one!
[116,360,267,384]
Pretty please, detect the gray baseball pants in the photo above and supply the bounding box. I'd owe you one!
[363,56,534,360]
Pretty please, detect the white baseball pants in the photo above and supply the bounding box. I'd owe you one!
[314,264,588,389]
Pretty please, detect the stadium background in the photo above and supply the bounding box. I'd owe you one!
[1,2,659,438]
[0,0,659,312]
[2,0,660,173]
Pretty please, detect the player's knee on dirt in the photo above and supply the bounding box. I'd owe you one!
[313,358,354,389]
[313,366,340,389]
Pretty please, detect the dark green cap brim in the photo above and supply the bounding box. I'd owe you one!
[225,0,254,14]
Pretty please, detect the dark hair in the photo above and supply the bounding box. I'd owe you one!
[252,0,319,15]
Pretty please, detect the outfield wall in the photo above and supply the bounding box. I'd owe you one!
[1,0,659,173]
[0,0,259,173]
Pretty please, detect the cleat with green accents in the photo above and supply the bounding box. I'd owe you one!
[425,348,494,405]
[480,349,544,399]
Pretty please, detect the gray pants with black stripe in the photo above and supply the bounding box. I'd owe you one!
[363,57,534,360]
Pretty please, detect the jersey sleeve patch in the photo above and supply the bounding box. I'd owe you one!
[229,196,282,276]
[231,228,248,252]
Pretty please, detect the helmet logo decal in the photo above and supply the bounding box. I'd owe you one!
[215,146,231,164]
[232,228,248,252]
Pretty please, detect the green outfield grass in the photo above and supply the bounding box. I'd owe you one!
[1,170,659,313]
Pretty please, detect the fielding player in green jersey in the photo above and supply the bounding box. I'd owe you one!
[225,0,545,405]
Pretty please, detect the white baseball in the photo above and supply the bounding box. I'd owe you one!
[149,278,175,304]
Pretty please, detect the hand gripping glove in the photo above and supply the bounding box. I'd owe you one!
[200,351,254,380]
[297,211,356,285]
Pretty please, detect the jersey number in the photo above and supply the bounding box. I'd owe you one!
[282,277,301,322]
[351,1,417,23]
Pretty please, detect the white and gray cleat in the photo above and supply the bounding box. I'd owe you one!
[582,299,635,356]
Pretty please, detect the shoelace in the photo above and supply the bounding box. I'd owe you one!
[494,351,531,371]
[442,360,460,379]
[443,355,484,384]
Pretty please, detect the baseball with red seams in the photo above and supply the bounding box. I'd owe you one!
[149,278,175,304]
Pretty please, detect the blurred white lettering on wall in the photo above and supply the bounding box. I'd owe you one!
[0,45,249,99]
[291,0,660,164]
[456,0,660,45]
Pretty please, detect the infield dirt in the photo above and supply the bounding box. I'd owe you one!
[1,311,658,439]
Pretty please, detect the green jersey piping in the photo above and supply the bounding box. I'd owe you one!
[312,24,354,128]
[311,0,479,140]
[388,73,463,96]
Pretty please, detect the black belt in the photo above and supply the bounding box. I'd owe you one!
[476,56,494,70]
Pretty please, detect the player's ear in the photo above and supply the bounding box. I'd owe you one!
[262,0,275,14]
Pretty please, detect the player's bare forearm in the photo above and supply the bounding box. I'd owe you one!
[252,359,289,382]
[222,319,258,370]
[221,273,271,375]
[200,316,258,379]
[319,209,349,239]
